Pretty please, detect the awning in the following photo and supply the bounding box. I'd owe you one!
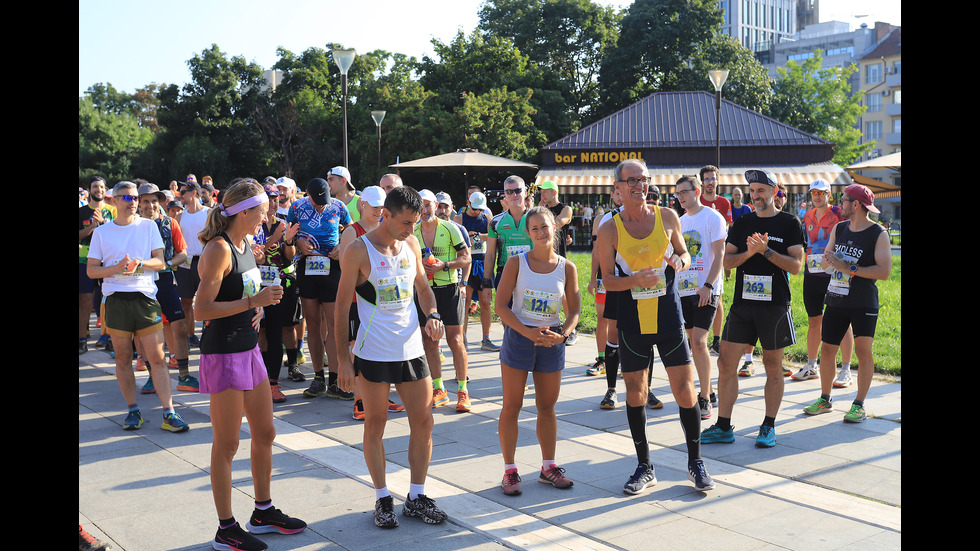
[534,164,853,195]
[847,171,902,198]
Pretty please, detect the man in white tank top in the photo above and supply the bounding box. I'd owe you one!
[333,186,450,528]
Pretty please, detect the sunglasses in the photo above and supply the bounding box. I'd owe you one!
[117,195,139,203]
[810,190,827,197]
[504,187,525,195]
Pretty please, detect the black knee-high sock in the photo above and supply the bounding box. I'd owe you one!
[605,343,620,389]
[679,405,702,461]
[626,404,649,465]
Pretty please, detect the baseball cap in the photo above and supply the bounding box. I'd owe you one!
[844,184,880,213]
[744,169,777,186]
[418,189,438,203]
[167,200,184,211]
[361,186,386,207]
[468,191,487,210]
[809,179,831,193]
[306,178,330,206]
[328,166,355,190]
[435,192,452,206]
[275,177,296,190]
[538,180,558,191]
[180,180,202,193]
[137,183,167,203]
[263,184,279,197]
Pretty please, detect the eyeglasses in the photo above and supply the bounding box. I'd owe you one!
[617,177,651,187]
[503,187,525,195]
[117,195,138,203]
[703,178,718,183]
[674,188,695,196]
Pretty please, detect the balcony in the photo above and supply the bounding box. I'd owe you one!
[886,103,902,116]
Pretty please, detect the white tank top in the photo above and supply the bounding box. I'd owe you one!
[353,236,425,361]
[180,207,210,257]
[511,253,566,327]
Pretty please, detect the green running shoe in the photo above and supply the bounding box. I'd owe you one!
[803,397,834,415]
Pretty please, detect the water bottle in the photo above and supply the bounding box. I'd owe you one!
[423,247,436,280]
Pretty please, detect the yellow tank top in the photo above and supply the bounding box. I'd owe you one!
[614,205,669,334]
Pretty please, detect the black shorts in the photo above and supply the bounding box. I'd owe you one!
[618,327,692,372]
[155,271,185,322]
[722,301,797,351]
[296,256,339,303]
[602,290,620,320]
[466,256,487,293]
[821,305,879,342]
[174,256,201,299]
[802,274,833,318]
[415,284,464,326]
[354,356,430,384]
[282,276,303,326]
[680,293,719,331]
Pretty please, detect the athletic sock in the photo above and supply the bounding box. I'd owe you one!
[328,371,338,387]
[375,486,390,500]
[821,393,832,402]
[219,517,237,530]
[678,405,702,460]
[717,416,732,432]
[433,377,444,391]
[458,379,467,392]
[542,459,557,471]
[254,499,272,511]
[744,352,753,363]
[285,348,298,365]
[408,483,424,501]
[762,416,776,428]
[626,404,650,465]
[177,357,189,378]
[604,344,620,389]
[852,399,864,407]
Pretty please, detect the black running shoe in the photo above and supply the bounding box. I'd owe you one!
[375,496,399,528]
[403,494,447,524]
[246,507,307,535]
[213,522,267,551]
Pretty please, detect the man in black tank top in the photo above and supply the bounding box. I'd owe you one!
[802,184,892,424]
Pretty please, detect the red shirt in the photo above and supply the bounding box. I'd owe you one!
[700,195,732,224]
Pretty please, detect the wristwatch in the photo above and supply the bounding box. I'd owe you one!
[442,263,450,272]
[704,282,714,290]
[763,248,774,259]
[849,264,858,278]
[426,312,442,322]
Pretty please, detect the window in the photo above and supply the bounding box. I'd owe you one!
[893,119,901,133]
[866,63,882,85]
[866,93,882,113]
[865,121,882,143]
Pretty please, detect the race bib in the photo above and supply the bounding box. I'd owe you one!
[377,274,413,310]
[258,265,280,287]
[806,253,833,274]
[742,274,773,301]
[630,268,667,300]
[521,288,561,323]
[305,255,330,276]
[241,267,262,298]
[471,235,487,254]
[828,269,852,296]
[677,270,699,297]
[506,244,530,259]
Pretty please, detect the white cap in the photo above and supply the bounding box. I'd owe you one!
[435,191,452,205]
[328,166,354,190]
[809,178,831,192]
[361,186,386,207]
[468,191,487,210]
[418,189,438,203]
[275,177,297,190]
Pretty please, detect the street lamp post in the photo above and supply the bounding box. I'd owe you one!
[371,110,386,182]
[707,69,729,169]
[332,49,356,168]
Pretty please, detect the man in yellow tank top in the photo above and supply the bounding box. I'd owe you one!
[596,159,715,494]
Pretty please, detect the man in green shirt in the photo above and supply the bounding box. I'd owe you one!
[484,176,532,289]
[415,189,472,412]
[328,166,360,223]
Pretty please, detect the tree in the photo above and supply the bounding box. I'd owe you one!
[596,0,723,119]
[672,34,773,115]
[79,95,153,186]
[767,50,871,166]
[478,0,623,125]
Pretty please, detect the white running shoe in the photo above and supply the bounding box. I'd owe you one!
[833,366,853,388]
[791,366,819,381]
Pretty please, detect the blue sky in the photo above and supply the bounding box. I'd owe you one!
[78,0,901,97]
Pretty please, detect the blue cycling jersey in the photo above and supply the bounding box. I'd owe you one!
[286,197,352,255]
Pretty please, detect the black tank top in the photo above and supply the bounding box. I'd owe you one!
[824,221,886,310]
[201,233,263,354]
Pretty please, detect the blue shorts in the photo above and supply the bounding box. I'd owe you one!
[155,271,185,322]
[499,324,565,373]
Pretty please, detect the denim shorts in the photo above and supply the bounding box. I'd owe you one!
[499,324,565,373]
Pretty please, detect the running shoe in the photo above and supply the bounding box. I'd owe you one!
[538,465,573,489]
[697,395,712,420]
[162,411,190,433]
[122,410,144,431]
[738,361,754,377]
[585,358,605,376]
[177,374,199,392]
[326,383,355,400]
[843,403,867,423]
[456,390,471,413]
[833,367,853,388]
[482,337,495,351]
[501,469,522,496]
[688,459,715,491]
[168,355,178,369]
[271,384,287,404]
[95,334,110,348]
[646,389,663,409]
[710,392,717,407]
[782,366,793,377]
[791,366,819,381]
[352,399,365,420]
[296,349,306,365]
[803,397,834,415]
[135,355,147,371]
[246,506,307,534]
[623,463,657,495]
[755,425,776,448]
[187,334,200,347]
[402,494,447,524]
[469,301,479,314]
[79,338,88,355]
[432,387,449,408]
[388,399,405,412]
[303,376,326,398]
[600,388,617,410]
[140,377,156,394]
[710,337,720,355]
[79,524,112,551]
[374,496,399,528]
[212,522,267,551]
[565,330,579,346]
[700,424,735,444]
[287,364,306,382]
